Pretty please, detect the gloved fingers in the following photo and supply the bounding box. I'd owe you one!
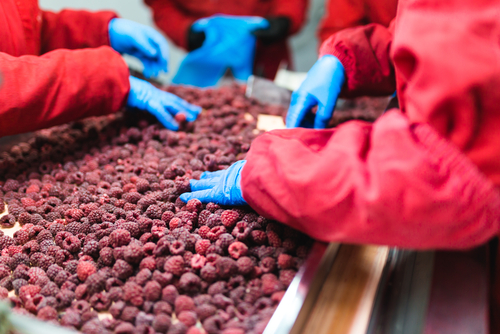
[146,101,180,131]
[286,92,317,128]
[314,103,335,129]
[200,169,226,180]
[189,178,220,191]
[161,92,202,122]
[179,189,214,204]
[300,112,316,129]
[146,32,169,72]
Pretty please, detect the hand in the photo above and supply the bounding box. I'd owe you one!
[127,76,201,131]
[252,17,290,45]
[109,18,169,78]
[187,25,206,51]
[180,160,247,206]
[286,55,346,129]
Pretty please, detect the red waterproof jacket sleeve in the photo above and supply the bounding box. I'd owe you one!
[319,23,396,98]
[241,111,500,250]
[144,0,194,49]
[41,10,117,53]
[270,0,308,34]
[0,46,130,136]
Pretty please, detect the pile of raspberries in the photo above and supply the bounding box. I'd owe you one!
[0,84,312,334]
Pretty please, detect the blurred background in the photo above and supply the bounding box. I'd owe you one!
[39,0,325,83]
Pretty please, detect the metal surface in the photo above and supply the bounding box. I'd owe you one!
[263,242,340,334]
[366,250,435,334]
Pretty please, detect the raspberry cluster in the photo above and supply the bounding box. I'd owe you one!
[0,84,313,334]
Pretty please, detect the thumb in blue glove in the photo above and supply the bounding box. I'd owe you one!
[286,55,346,129]
[127,76,201,131]
[180,160,247,206]
[109,18,170,78]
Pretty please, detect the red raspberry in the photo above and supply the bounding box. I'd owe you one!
[221,329,245,334]
[207,226,226,242]
[77,261,97,282]
[135,178,150,193]
[139,257,156,271]
[40,281,59,297]
[164,256,185,276]
[185,199,202,213]
[168,240,185,256]
[153,300,173,315]
[236,257,254,276]
[228,242,248,259]
[194,239,210,256]
[161,211,175,223]
[144,281,162,301]
[215,257,237,279]
[260,257,276,274]
[279,269,297,286]
[64,209,84,223]
[177,310,197,327]
[112,259,133,280]
[123,243,144,264]
[37,306,58,321]
[190,254,206,270]
[19,284,41,303]
[197,226,210,239]
[18,212,32,226]
[109,229,131,247]
[152,313,171,333]
[0,236,14,251]
[277,253,294,269]
[145,204,163,219]
[267,230,282,247]
[232,222,250,241]
[251,230,267,245]
[206,214,222,228]
[62,235,81,253]
[221,210,239,229]
[205,203,220,213]
[0,214,15,228]
[195,303,217,322]
[123,282,144,307]
[27,267,47,284]
[161,285,179,305]
[197,210,211,226]
[271,291,286,304]
[179,272,201,293]
[261,273,284,295]
[60,310,81,328]
[135,268,152,286]
[175,295,195,313]
[121,305,140,322]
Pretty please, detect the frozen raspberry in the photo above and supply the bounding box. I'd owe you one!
[200,264,218,283]
[232,222,250,241]
[215,257,237,279]
[169,240,185,255]
[61,310,81,328]
[190,254,206,270]
[195,239,211,256]
[0,214,15,228]
[19,284,41,303]
[40,281,59,297]
[152,313,171,333]
[77,261,97,282]
[212,293,234,309]
[207,226,226,242]
[123,243,144,264]
[64,208,84,223]
[260,257,277,274]
[203,315,224,334]
[112,260,133,280]
[277,253,294,269]
[279,269,297,286]
[174,295,195,314]
[185,199,202,213]
[178,272,201,293]
[221,210,239,229]
[261,273,284,295]
[35,230,52,244]
[271,290,286,304]
[37,306,58,320]
[215,233,234,251]
[164,256,185,276]
[123,281,144,306]
[82,240,99,258]
[123,192,141,204]
[135,178,150,193]
[0,265,9,280]
[267,230,282,247]
[161,285,179,305]
[13,230,30,245]
[27,267,47,284]
[177,310,197,327]
[153,301,172,316]
[121,222,140,238]
[109,229,131,247]
[89,291,111,311]
[207,281,227,296]
[205,203,220,213]
[0,236,14,251]
[121,305,140,323]
[251,230,267,245]
[62,235,81,253]
[142,280,161,301]
[197,226,210,240]
[169,217,181,230]
[236,257,254,276]
[205,214,222,229]
[18,212,32,226]
[56,289,76,309]
[139,256,156,271]
[85,273,106,294]
[54,270,71,287]
[228,242,248,259]
[197,210,210,226]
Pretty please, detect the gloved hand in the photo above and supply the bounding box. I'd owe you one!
[252,17,290,45]
[180,160,247,206]
[187,25,206,51]
[286,55,346,129]
[109,18,169,78]
[127,76,201,131]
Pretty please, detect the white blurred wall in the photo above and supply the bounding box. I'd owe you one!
[39,0,324,81]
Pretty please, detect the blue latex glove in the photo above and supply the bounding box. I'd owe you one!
[286,55,346,129]
[173,15,269,87]
[109,18,169,78]
[127,76,201,131]
[180,160,247,205]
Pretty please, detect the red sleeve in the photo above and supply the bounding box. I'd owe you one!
[144,0,194,49]
[41,10,117,53]
[270,0,309,34]
[0,47,130,137]
[241,110,500,250]
[319,22,396,98]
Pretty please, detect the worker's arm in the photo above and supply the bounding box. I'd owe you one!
[144,0,195,49]
[320,22,396,98]
[241,110,500,250]
[41,10,117,53]
[0,47,129,136]
[269,0,308,35]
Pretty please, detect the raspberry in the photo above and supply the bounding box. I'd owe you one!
[279,269,297,286]
[62,235,81,253]
[215,257,237,279]
[200,264,218,283]
[56,289,76,309]
[123,282,144,307]
[251,230,267,245]
[260,257,276,274]
[164,256,185,276]
[135,178,150,193]
[267,230,282,247]
[197,226,210,239]
[0,214,15,227]
[228,242,248,259]
[61,310,81,328]
[195,239,210,256]
[28,267,47,284]
[123,192,141,204]
[215,233,234,251]
[139,256,156,271]
[40,282,59,297]
[37,306,58,320]
[0,265,10,280]
[236,257,254,276]
[82,240,99,257]
[120,222,140,238]
[169,217,181,230]
[190,254,206,270]
[232,222,250,241]
[114,322,134,334]
[18,212,32,226]
[261,273,284,295]
[177,310,197,327]
[109,300,125,318]
[212,293,234,309]
[175,295,195,314]
[152,313,171,333]
[205,203,220,213]
[207,226,226,242]
[206,214,222,228]
[197,210,211,226]
[161,285,179,305]
[277,253,294,269]
[112,260,133,280]
[123,243,144,264]
[81,319,106,334]
[85,273,106,294]
[89,291,111,311]
[54,270,71,287]
[109,229,131,247]
[66,222,91,235]
[36,230,52,244]
[77,261,97,282]
[0,236,14,251]
[185,199,202,213]
[141,280,160,302]
[179,272,201,293]
[169,240,185,255]
[221,210,239,229]
[64,208,84,223]
[121,305,140,323]
[19,284,41,303]
[203,315,224,334]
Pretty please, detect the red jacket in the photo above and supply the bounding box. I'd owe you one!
[318,0,398,44]
[144,0,308,79]
[241,0,500,250]
[0,0,130,137]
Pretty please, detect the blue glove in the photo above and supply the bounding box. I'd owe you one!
[286,55,346,129]
[173,15,269,87]
[180,160,247,206]
[127,76,201,131]
[109,18,169,78]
